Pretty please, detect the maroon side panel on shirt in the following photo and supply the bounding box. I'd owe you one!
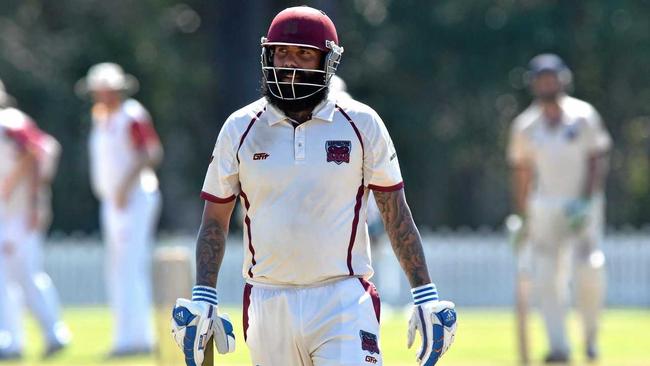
[336,105,367,276]
[239,190,256,278]
[359,278,381,323]
[242,283,252,341]
[347,185,365,275]
[233,108,266,276]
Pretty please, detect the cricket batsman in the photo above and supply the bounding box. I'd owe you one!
[171,5,457,366]
[507,54,611,363]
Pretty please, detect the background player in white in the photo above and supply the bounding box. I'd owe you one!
[0,82,71,359]
[507,54,611,363]
[77,63,163,357]
[171,6,457,366]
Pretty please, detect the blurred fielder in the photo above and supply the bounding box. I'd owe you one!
[0,80,70,360]
[76,63,163,357]
[171,6,456,366]
[507,54,611,363]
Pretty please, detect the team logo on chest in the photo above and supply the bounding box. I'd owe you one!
[565,124,580,141]
[326,140,351,164]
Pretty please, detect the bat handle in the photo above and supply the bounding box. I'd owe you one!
[202,336,214,366]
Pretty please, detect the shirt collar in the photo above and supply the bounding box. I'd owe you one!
[265,94,337,126]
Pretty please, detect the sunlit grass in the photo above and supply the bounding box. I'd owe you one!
[3,307,648,365]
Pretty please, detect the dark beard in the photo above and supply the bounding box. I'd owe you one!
[261,71,328,116]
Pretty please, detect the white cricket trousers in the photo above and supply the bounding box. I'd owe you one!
[100,188,160,352]
[243,277,382,366]
[527,196,605,355]
[0,214,67,352]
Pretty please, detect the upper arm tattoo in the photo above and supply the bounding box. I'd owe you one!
[195,218,227,287]
[373,189,431,287]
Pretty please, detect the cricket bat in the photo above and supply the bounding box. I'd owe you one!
[515,271,531,365]
[506,214,530,365]
[202,336,214,366]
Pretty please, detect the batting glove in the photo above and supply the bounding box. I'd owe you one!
[407,284,457,366]
[171,286,235,366]
[564,198,591,232]
[505,214,528,250]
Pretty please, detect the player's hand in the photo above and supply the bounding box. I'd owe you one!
[407,284,457,366]
[505,214,527,250]
[213,311,235,354]
[564,198,590,232]
[171,287,235,366]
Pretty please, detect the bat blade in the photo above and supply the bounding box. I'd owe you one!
[516,274,531,365]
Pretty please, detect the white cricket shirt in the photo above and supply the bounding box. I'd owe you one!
[508,95,612,202]
[0,108,42,214]
[88,99,159,201]
[201,95,403,286]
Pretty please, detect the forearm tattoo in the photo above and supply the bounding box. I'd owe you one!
[195,218,227,287]
[374,190,431,287]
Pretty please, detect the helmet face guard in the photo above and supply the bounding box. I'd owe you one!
[260,39,343,100]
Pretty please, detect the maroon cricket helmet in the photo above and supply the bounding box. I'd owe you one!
[260,6,344,100]
[262,6,339,52]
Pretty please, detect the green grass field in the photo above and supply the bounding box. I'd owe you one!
[3,307,648,366]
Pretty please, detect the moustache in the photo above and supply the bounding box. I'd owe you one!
[269,69,322,83]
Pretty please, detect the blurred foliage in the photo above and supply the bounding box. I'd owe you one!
[0,0,649,234]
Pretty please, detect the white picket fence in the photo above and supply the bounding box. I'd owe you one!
[42,232,650,307]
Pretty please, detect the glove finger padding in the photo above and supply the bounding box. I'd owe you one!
[213,313,236,354]
[407,300,457,366]
[171,298,216,366]
[407,310,417,349]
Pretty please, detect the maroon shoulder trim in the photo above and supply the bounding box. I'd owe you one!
[335,105,364,150]
[200,191,237,203]
[337,105,366,276]
[236,108,265,163]
[368,182,404,192]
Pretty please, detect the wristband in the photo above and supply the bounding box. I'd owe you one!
[192,285,218,306]
[411,283,438,305]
